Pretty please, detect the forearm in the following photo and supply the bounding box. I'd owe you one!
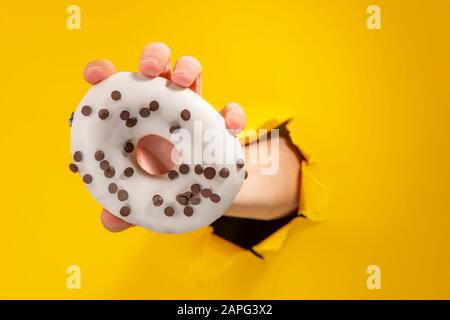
[225,136,302,220]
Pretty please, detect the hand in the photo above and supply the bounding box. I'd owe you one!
[82,42,246,232]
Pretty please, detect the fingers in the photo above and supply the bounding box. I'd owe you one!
[139,42,172,78]
[100,209,133,232]
[139,43,202,93]
[83,60,116,85]
[171,56,202,94]
[220,102,246,132]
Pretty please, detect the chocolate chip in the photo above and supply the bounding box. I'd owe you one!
[203,167,216,180]
[191,183,201,194]
[124,167,134,177]
[120,110,130,120]
[149,100,159,111]
[180,109,191,121]
[99,160,110,170]
[164,207,175,217]
[183,191,194,199]
[139,107,150,118]
[219,167,230,178]
[190,196,201,205]
[176,195,189,206]
[123,142,134,153]
[98,108,109,120]
[73,151,83,162]
[179,164,189,174]
[82,174,93,184]
[245,170,248,179]
[81,106,92,116]
[120,206,131,216]
[117,190,129,201]
[183,206,193,217]
[111,90,121,101]
[108,183,118,194]
[68,112,74,126]
[69,163,78,173]
[210,194,221,203]
[194,165,203,175]
[94,150,105,161]
[104,166,115,178]
[126,117,137,128]
[152,195,163,206]
[201,188,212,198]
[169,125,180,134]
[236,159,245,169]
[168,170,178,180]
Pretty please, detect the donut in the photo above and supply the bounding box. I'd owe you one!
[69,72,246,234]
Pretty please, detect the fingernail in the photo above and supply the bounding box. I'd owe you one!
[226,114,244,131]
[140,58,163,76]
[85,66,107,84]
[172,68,192,85]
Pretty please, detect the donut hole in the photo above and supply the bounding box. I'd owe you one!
[136,134,178,175]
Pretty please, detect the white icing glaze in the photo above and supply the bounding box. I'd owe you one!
[70,72,245,234]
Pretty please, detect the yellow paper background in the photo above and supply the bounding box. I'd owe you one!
[1,0,449,299]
